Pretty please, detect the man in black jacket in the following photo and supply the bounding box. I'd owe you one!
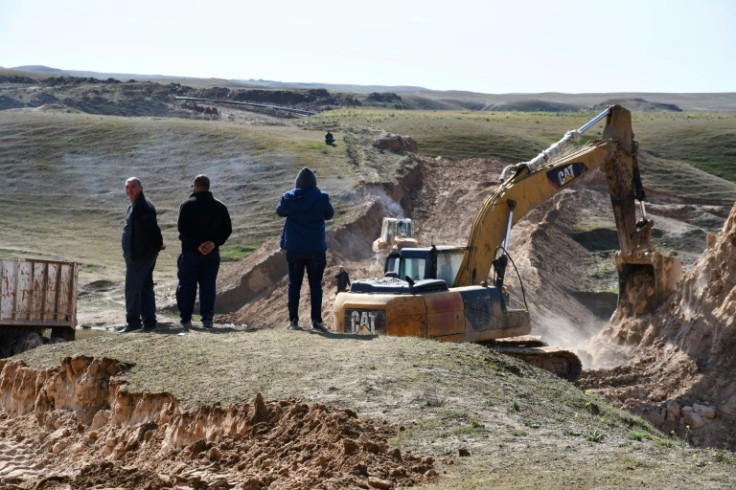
[335,265,350,294]
[120,177,166,333]
[176,175,232,329]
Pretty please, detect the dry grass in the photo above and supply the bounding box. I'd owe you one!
[0,109,404,280]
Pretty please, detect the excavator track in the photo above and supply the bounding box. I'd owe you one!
[485,336,582,381]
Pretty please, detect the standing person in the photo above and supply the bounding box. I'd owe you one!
[335,265,350,294]
[120,177,166,333]
[176,175,232,329]
[277,167,334,332]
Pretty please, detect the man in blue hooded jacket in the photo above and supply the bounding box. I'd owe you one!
[276,167,334,332]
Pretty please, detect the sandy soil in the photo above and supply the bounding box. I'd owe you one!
[0,357,434,489]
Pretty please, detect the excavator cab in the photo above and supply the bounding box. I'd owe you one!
[383,245,467,286]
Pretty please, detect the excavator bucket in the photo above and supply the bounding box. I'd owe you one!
[615,245,683,318]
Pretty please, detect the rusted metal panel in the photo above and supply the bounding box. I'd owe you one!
[0,259,78,337]
[384,295,427,337]
[426,291,465,338]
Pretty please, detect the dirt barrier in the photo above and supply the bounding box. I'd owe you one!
[580,201,736,450]
[0,356,435,489]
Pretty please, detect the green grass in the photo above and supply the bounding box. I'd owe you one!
[633,113,736,183]
[220,244,260,262]
[309,109,736,191]
[630,429,655,441]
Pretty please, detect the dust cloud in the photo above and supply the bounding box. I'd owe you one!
[580,202,736,449]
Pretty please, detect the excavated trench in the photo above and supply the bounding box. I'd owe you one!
[0,356,435,489]
[579,201,736,450]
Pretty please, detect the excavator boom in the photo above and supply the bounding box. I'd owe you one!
[455,105,681,313]
[456,139,617,286]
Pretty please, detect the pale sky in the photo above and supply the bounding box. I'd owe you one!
[1,0,734,93]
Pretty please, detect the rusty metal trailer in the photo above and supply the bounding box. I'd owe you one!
[0,258,78,357]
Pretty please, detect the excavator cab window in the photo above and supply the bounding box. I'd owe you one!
[402,258,426,281]
[397,220,412,238]
[385,253,400,277]
[436,252,463,286]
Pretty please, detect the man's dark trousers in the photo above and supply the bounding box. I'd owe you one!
[286,250,326,324]
[125,255,158,329]
[176,250,220,323]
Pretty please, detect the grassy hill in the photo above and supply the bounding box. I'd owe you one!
[2,97,736,282]
[0,109,405,279]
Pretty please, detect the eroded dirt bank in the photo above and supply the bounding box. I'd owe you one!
[0,356,434,489]
[580,202,736,450]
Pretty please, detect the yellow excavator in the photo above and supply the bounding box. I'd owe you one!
[334,105,682,381]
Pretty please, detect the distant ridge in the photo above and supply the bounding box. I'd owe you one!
[9,65,428,93]
[5,65,736,112]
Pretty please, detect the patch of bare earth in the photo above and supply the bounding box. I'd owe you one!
[0,356,434,489]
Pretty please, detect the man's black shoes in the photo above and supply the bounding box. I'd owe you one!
[118,324,142,333]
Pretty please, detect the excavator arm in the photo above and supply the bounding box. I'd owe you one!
[455,138,619,286]
[455,104,681,313]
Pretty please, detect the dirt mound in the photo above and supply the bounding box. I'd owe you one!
[580,202,736,449]
[0,356,435,489]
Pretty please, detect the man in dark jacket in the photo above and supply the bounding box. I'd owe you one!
[120,177,166,333]
[276,167,334,332]
[176,174,232,329]
[335,265,350,294]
